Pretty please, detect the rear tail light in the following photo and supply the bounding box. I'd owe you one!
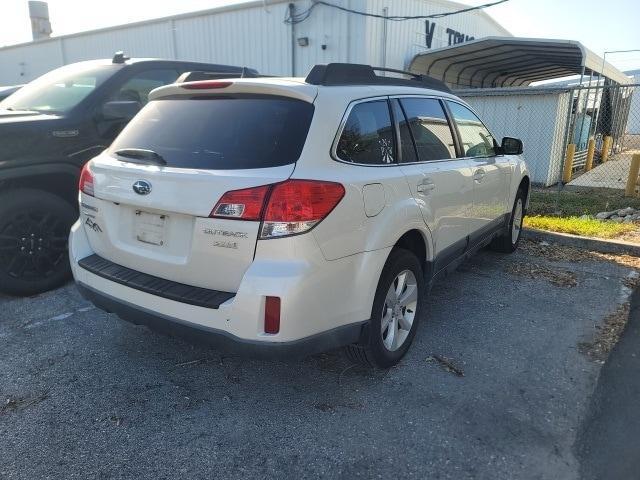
[79,162,95,197]
[210,180,345,239]
[264,296,281,334]
[261,180,345,238]
[210,185,270,221]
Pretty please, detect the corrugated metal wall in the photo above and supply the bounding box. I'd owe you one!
[364,0,511,70]
[0,0,509,85]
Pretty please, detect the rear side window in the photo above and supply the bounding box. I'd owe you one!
[391,99,418,164]
[336,100,395,165]
[446,101,496,157]
[399,98,456,161]
[109,96,314,170]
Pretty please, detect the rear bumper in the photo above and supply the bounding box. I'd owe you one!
[69,218,389,356]
[77,282,365,358]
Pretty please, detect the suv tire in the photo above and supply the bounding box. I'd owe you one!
[491,188,526,253]
[0,189,76,296]
[345,248,425,368]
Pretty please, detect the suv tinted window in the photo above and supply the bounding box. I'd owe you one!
[336,100,395,165]
[446,101,496,157]
[110,96,314,170]
[391,99,418,163]
[399,98,456,161]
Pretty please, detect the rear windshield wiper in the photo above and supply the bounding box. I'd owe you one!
[113,148,167,166]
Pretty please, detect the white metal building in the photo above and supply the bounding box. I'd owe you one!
[458,87,572,186]
[0,0,510,85]
[625,69,640,134]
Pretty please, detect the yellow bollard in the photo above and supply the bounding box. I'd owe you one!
[563,143,576,183]
[625,153,640,197]
[602,136,612,162]
[585,138,596,171]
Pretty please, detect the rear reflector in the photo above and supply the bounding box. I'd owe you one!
[181,81,233,90]
[79,162,94,197]
[264,296,281,334]
[210,179,345,238]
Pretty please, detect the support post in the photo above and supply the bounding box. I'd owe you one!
[625,154,640,197]
[563,143,576,183]
[602,136,612,162]
[585,138,596,171]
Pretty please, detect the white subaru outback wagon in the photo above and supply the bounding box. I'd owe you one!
[70,63,529,368]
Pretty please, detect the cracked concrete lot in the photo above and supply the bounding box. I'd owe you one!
[0,240,636,479]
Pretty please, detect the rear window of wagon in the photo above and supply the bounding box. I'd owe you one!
[110,96,315,170]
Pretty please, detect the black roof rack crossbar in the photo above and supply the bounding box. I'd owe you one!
[305,63,451,93]
[176,67,262,84]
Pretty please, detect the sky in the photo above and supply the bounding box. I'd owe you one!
[1,0,639,71]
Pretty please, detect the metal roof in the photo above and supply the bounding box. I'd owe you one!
[409,37,631,88]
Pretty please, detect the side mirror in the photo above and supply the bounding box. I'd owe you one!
[501,137,523,155]
[101,100,141,121]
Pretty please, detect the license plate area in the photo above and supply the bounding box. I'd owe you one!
[135,210,166,246]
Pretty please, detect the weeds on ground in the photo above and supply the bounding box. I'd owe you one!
[529,188,640,217]
[524,216,635,239]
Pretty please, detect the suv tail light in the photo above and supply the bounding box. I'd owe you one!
[261,180,345,238]
[210,185,270,221]
[79,162,95,197]
[210,180,345,239]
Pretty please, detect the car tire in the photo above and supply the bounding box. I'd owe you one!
[0,189,77,296]
[491,188,526,253]
[344,248,425,368]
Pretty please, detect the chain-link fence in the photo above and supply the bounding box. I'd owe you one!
[560,83,639,194]
[456,82,640,208]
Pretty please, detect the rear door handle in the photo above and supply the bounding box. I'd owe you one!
[474,169,486,182]
[416,181,435,194]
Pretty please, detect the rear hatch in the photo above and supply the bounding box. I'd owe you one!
[81,85,315,293]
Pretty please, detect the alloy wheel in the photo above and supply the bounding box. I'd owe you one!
[381,270,418,351]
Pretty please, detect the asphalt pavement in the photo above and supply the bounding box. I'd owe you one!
[0,241,636,480]
[578,286,640,480]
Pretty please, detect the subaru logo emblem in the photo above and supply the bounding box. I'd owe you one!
[132,180,152,195]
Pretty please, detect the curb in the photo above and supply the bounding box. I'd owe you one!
[523,228,640,256]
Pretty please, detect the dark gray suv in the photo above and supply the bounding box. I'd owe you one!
[0,53,253,296]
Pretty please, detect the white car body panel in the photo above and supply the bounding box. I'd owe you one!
[70,74,530,351]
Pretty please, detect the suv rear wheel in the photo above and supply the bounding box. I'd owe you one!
[0,189,76,296]
[345,248,425,368]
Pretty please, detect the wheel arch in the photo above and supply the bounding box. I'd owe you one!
[0,164,79,208]
[393,228,433,280]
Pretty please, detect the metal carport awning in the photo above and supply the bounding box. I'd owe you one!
[408,37,631,88]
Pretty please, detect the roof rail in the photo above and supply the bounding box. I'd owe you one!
[305,63,451,93]
[176,67,261,83]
